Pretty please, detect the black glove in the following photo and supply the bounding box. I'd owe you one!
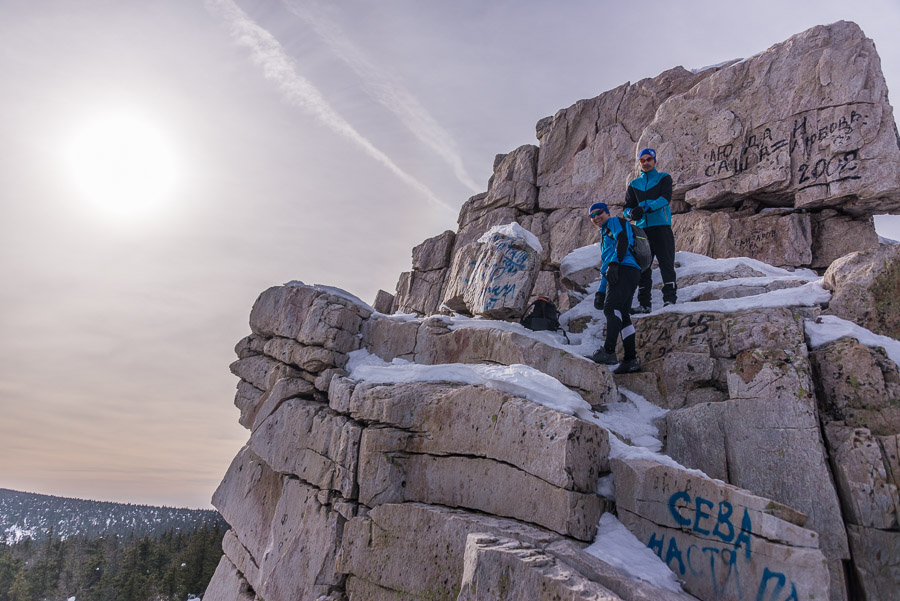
[594,291,606,310]
[630,206,645,221]
[606,263,619,285]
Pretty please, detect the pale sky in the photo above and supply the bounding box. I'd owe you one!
[1,0,899,509]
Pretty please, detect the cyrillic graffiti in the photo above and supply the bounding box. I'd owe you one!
[643,489,803,600]
[699,108,868,193]
[640,313,716,362]
[473,235,531,310]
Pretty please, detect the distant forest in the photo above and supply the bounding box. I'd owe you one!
[0,523,226,601]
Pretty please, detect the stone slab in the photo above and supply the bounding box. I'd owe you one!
[250,397,362,499]
[336,502,562,601]
[413,319,617,407]
[456,534,624,601]
[612,458,829,601]
[346,381,609,491]
[357,427,604,541]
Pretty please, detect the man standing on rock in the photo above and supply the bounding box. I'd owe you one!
[588,202,641,374]
[624,148,677,312]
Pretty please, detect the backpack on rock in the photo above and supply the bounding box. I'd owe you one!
[520,297,560,332]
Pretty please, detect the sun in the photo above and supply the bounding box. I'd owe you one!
[64,111,180,221]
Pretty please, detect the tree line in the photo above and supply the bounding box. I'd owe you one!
[0,523,226,601]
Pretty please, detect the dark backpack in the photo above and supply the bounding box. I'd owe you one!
[520,297,560,332]
[608,217,652,272]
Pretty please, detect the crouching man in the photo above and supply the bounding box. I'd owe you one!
[588,202,641,374]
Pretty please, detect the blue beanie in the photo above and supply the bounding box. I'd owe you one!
[638,148,656,160]
[589,202,609,215]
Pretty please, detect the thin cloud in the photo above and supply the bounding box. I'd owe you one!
[204,0,453,211]
[283,0,482,194]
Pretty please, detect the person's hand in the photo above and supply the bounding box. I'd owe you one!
[594,291,606,310]
[606,263,619,285]
[630,206,645,221]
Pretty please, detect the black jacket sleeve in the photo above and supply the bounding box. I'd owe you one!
[624,185,638,210]
[660,174,673,203]
[616,221,629,263]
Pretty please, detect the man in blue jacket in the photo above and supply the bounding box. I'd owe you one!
[624,148,677,312]
[588,202,641,374]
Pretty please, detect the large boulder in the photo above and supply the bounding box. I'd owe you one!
[462,227,542,319]
[823,424,899,530]
[330,380,609,541]
[824,244,900,338]
[456,534,687,601]
[357,427,604,540]
[412,230,456,272]
[640,22,900,217]
[338,381,609,491]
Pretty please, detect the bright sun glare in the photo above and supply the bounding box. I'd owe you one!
[64,111,180,221]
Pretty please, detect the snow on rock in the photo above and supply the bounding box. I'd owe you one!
[560,242,603,278]
[806,314,900,368]
[657,279,830,315]
[477,222,543,254]
[585,513,683,593]
[346,349,593,419]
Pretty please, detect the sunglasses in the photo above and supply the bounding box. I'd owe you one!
[590,211,606,218]
[639,157,655,163]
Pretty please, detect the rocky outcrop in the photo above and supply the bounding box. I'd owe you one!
[205,21,900,601]
[642,23,900,216]
[390,21,899,318]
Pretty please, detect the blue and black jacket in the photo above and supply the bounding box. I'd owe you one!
[623,168,672,229]
[597,217,641,294]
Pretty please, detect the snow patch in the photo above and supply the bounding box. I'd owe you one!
[585,514,684,592]
[689,58,740,73]
[346,349,593,419]
[560,242,603,277]
[282,280,375,312]
[805,314,900,368]
[477,222,543,253]
[656,280,830,315]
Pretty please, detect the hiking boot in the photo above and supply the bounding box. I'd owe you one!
[613,358,641,374]
[591,349,619,365]
[631,305,651,315]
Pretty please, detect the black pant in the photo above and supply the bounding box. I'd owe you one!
[603,265,640,361]
[637,225,677,307]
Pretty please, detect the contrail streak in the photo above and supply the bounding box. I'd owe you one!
[282,0,482,193]
[204,0,453,212]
